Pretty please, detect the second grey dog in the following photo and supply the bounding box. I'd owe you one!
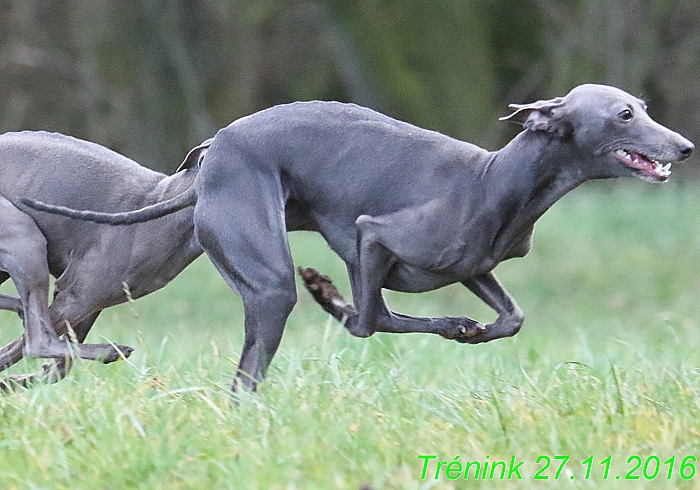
[0,132,209,385]
[24,85,694,391]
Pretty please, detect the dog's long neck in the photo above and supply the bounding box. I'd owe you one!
[485,130,588,259]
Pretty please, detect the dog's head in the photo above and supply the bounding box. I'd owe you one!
[501,84,694,182]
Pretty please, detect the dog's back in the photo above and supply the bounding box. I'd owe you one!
[206,101,491,256]
[0,131,162,206]
[0,132,164,274]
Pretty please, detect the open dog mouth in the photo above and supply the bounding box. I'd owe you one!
[613,149,672,182]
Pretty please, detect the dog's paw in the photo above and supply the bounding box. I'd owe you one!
[440,318,487,341]
[100,344,134,364]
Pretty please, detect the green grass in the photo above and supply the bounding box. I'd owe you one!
[2,180,700,489]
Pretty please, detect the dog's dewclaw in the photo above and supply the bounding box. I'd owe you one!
[460,322,487,338]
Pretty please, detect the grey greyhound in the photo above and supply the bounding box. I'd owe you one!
[0,131,210,386]
[23,84,694,391]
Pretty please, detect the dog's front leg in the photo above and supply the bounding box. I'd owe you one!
[340,225,395,338]
[458,272,524,343]
[0,288,25,374]
[301,211,494,339]
[301,221,424,338]
[345,273,520,343]
[300,267,488,338]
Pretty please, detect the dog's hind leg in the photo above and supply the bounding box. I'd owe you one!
[0,270,27,374]
[0,272,25,374]
[2,311,102,390]
[0,203,58,361]
[196,216,296,391]
[0,198,127,364]
[195,161,297,391]
[0,267,118,378]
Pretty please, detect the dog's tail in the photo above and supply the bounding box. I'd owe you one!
[19,137,212,226]
[20,186,198,225]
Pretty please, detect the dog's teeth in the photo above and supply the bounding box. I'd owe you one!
[615,149,634,161]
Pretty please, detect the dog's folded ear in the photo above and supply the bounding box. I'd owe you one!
[176,137,214,172]
[499,96,572,138]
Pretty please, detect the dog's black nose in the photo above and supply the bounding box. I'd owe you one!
[680,142,694,160]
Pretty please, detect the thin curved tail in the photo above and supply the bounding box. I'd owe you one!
[20,186,197,225]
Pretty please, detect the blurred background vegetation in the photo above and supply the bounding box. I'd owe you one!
[1,0,698,174]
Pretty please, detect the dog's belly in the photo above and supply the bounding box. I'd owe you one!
[383,263,457,293]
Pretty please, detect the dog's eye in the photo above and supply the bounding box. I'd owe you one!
[618,109,633,121]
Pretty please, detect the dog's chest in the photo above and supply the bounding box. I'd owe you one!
[501,227,535,260]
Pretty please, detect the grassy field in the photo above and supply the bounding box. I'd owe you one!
[2,181,700,489]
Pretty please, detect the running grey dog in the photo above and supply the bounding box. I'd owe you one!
[23,84,694,391]
[0,132,210,386]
